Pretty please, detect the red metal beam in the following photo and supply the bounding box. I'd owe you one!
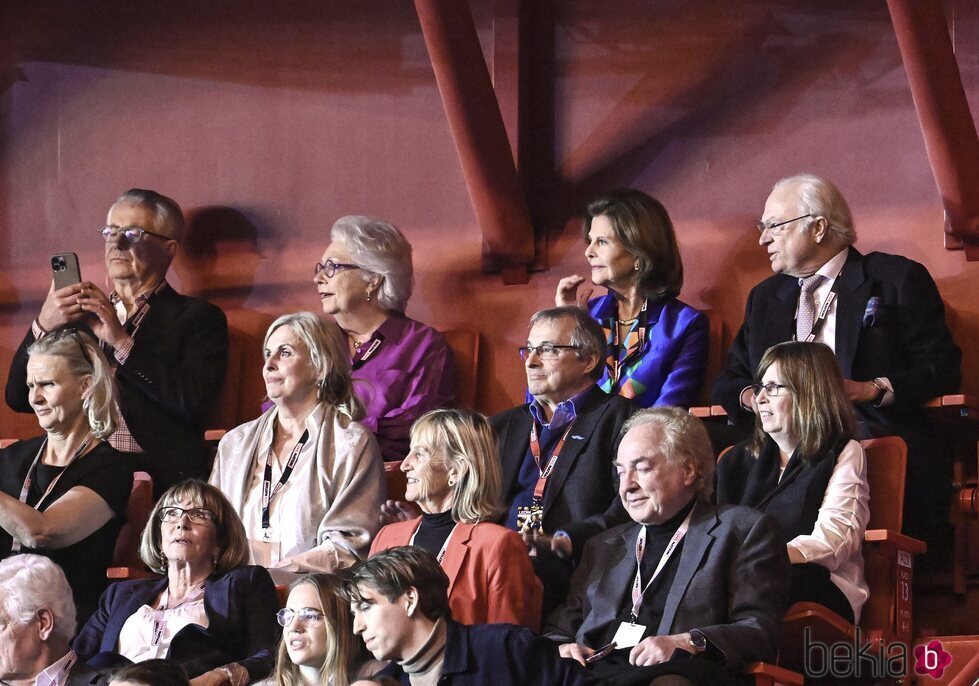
[414,0,535,283]
[887,0,979,259]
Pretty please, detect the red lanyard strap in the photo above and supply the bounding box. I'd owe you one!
[261,429,310,531]
[528,419,576,502]
[12,435,93,553]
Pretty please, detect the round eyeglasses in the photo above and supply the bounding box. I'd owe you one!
[518,344,581,361]
[756,214,812,236]
[750,382,790,397]
[99,225,172,243]
[313,259,360,279]
[276,607,325,627]
[158,506,217,524]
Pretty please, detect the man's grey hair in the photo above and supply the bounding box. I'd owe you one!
[773,173,856,246]
[0,554,76,643]
[113,188,185,242]
[620,407,715,500]
[331,215,414,314]
[529,306,607,381]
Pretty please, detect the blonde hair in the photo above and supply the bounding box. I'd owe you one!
[750,341,856,462]
[139,480,250,574]
[274,574,359,686]
[28,330,118,439]
[409,409,504,524]
[264,312,364,420]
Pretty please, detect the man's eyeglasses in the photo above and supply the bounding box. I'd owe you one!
[756,214,812,236]
[99,226,172,243]
[158,506,217,524]
[751,382,791,397]
[313,259,361,279]
[276,607,325,627]
[518,344,581,361]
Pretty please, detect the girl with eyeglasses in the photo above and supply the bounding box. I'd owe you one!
[74,480,279,686]
[274,574,382,686]
[715,341,870,624]
[0,330,132,626]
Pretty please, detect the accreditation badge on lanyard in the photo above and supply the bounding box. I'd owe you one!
[611,510,693,649]
[261,429,310,541]
[517,419,576,533]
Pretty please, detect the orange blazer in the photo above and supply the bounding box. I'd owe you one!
[370,518,543,631]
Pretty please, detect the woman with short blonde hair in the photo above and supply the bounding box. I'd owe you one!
[370,410,542,629]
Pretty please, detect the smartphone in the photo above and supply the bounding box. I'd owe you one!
[51,253,82,290]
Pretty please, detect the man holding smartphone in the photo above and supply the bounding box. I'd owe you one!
[5,188,228,493]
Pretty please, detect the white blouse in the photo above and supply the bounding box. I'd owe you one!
[116,598,208,662]
[785,438,871,622]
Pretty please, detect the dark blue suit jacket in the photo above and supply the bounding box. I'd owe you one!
[588,293,709,409]
[712,248,960,427]
[72,566,277,681]
[381,619,596,686]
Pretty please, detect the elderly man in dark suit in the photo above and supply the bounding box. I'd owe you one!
[5,189,228,493]
[0,555,103,686]
[545,407,790,686]
[491,306,633,614]
[711,173,961,544]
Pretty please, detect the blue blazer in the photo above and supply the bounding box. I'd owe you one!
[588,293,709,409]
[72,566,278,681]
[381,619,596,686]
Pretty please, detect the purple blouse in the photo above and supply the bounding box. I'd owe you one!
[352,315,457,461]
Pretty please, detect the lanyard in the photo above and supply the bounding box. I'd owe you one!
[261,429,310,531]
[36,650,77,686]
[351,332,385,370]
[152,582,206,646]
[409,522,459,564]
[12,435,93,553]
[629,510,693,623]
[609,300,648,384]
[528,419,576,502]
[794,267,845,343]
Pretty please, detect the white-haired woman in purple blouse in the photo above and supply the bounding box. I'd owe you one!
[313,215,457,461]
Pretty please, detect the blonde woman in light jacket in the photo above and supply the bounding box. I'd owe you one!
[210,312,383,582]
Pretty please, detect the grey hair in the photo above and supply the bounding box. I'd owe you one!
[264,312,364,420]
[28,330,118,439]
[0,554,76,643]
[620,407,715,500]
[772,173,856,246]
[113,188,185,243]
[529,306,607,381]
[331,215,414,314]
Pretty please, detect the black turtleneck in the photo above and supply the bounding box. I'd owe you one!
[413,510,456,559]
[600,498,697,647]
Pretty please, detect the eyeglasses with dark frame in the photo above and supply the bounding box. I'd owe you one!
[313,259,361,279]
[751,382,791,397]
[756,213,812,236]
[518,344,581,361]
[99,225,172,243]
[158,506,217,524]
[276,607,326,627]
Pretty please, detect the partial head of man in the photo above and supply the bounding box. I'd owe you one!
[759,173,856,278]
[103,188,183,290]
[522,306,605,413]
[0,555,76,681]
[339,546,450,663]
[615,407,714,525]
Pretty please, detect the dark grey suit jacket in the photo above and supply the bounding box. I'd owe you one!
[490,389,633,557]
[712,247,961,427]
[544,500,790,673]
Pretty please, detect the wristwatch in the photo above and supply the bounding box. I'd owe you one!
[688,628,708,653]
[870,378,888,407]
